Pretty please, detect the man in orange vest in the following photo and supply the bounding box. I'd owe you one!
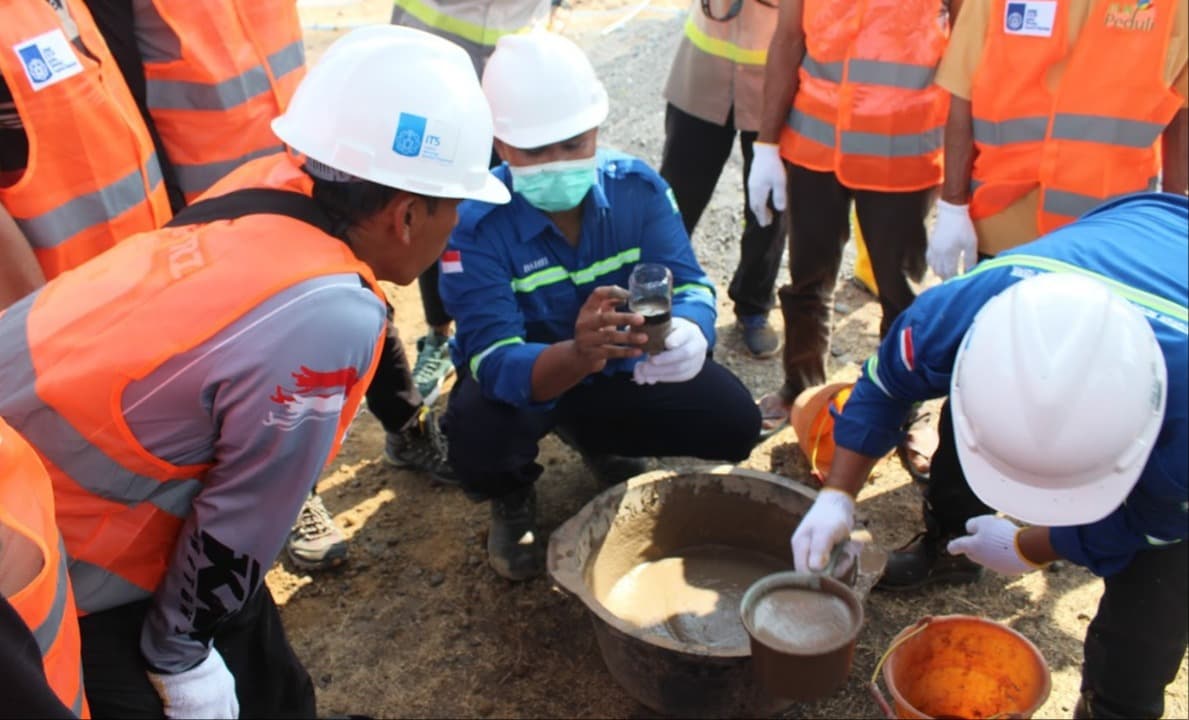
[0,0,173,305]
[748,0,956,459]
[925,0,1188,279]
[0,418,89,718]
[0,26,507,718]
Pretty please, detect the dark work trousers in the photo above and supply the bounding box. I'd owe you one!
[363,305,423,435]
[659,103,786,318]
[777,163,934,402]
[442,360,762,501]
[78,587,316,719]
[926,402,1188,718]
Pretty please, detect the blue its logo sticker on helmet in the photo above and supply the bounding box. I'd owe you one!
[393,113,427,157]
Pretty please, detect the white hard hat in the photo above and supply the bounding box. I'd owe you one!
[481,31,609,148]
[272,25,509,204]
[951,272,1167,526]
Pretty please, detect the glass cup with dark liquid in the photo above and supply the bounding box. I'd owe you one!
[628,263,673,354]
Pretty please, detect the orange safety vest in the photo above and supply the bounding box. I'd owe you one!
[779,0,949,192]
[0,0,171,280]
[970,0,1182,233]
[136,0,306,202]
[0,419,89,718]
[0,153,385,614]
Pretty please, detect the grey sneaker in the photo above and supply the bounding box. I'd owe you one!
[383,406,458,484]
[411,332,454,404]
[287,494,348,571]
[737,314,780,358]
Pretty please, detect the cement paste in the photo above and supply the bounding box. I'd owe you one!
[600,544,787,649]
[749,588,856,653]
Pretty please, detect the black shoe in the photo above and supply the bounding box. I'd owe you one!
[384,406,457,485]
[875,531,983,592]
[487,489,542,581]
[553,427,648,486]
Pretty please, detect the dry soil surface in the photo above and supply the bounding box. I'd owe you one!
[270,2,1189,717]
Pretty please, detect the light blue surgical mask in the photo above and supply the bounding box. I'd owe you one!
[508,156,598,213]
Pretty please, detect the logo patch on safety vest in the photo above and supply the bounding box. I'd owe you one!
[441,249,463,274]
[392,112,459,164]
[264,366,358,431]
[1004,1,1056,36]
[13,29,82,92]
[1105,0,1157,30]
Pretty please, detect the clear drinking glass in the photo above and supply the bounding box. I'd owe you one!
[628,263,673,354]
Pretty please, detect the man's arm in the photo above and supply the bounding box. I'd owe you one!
[757,0,805,143]
[1161,108,1188,195]
[0,204,45,310]
[940,96,975,204]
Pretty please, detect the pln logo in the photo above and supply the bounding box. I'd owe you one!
[1106,0,1156,30]
[264,365,359,431]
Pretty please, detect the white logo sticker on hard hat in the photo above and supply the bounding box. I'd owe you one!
[13,29,82,92]
[392,112,459,164]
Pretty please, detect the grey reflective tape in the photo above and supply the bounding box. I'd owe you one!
[840,126,943,157]
[267,41,305,81]
[67,558,153,614]
[801,55,843,83]
[0,302,203,519]
[31,541,69,655]
[788,109,836,147]
[1050,114,1164,149]
[71,678,84,716]
[972,116,1049,146]
[846,59,936,90]
[1043,188,1105,219]
[147,65,272,111]
[15,156,163,249]
[174,145,284,197]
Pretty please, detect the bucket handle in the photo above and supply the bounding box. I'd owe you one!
[867,616,933,719]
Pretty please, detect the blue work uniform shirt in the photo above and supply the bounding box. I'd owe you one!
[439,149,717,409]
[834,193,1188,577]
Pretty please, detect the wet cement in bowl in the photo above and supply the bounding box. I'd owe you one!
[600,544,787,649]
[749,587,857,653]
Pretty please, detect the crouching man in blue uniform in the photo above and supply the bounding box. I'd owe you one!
[440,32,762,581]
[791,193,1188,718]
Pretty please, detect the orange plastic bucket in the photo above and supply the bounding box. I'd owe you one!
[869,615,1051,719]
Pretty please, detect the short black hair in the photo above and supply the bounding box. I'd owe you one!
[308,174,439,229]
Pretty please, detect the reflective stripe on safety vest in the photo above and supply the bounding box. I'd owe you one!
[682,13,767,65]
[136,0,306,201]
[0,419,91,717]
[0,0,171,279]
[780,0,949,192]
[969,0,1182,235]
[0,154,386,616]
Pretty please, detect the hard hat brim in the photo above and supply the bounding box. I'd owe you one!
[463,174,512,205]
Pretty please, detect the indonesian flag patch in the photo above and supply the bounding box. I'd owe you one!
[898,327,915,371]
[440,249,462,274]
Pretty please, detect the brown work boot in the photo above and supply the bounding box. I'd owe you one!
[876,529,982,592]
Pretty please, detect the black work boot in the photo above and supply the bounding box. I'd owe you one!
[876,509,982,592]
[553,426,648,486]
[487,488,542,581]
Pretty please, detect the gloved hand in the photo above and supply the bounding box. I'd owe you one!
[790,488,855,572]
[926,199,979,280]
[747,142,787,228]
[946,515,1045,576]
[147,647,239,719]
[631,317,707,385]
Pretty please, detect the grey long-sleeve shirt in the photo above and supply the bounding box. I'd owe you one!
[124,273,386,673]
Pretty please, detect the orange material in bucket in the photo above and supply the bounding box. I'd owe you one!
[870,615,1051,719]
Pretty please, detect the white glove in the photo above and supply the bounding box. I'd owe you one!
[747,142,788,228]
[791,488,855,572]
[148,647,239,719]
[946,515,1045,576]
[631,317,707,385]
[926,199,979,280]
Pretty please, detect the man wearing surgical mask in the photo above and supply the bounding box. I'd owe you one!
[439,32,762,581]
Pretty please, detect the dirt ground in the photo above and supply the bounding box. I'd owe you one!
[271,2,1189,717]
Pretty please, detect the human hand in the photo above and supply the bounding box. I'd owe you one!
[790,488,855,572]
[572,286,646,374]
[926,199,978,280]
[147,647,239,719]
[946,515,1044,576]
[630,317,707,384]
[747,142,788,228]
